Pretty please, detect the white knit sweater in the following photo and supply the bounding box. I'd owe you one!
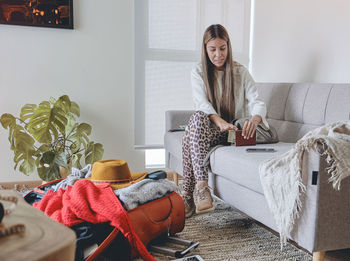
[191,62,269,128]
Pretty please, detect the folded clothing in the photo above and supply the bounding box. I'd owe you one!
[25,167,177,212]
[51,164,92,192]
[115,179,178,210]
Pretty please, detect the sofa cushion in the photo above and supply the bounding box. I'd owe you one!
[303,84,333,125]
[257,83,291,121]
[267,118,320,143]
[325,84,350,124]
[256,83,350,143]
[284,83,310,123]
[209,142,294,195]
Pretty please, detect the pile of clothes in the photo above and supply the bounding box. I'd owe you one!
[24,159,178,261]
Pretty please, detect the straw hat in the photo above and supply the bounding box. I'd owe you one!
[87,159,147,189]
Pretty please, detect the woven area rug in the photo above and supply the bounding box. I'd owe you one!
[142,197,312,261]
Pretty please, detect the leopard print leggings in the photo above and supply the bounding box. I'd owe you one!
[182,111,228,193]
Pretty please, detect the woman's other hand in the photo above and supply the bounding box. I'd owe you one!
[209,114,238,132]
[242,115,262,139]
[218,121,237,132]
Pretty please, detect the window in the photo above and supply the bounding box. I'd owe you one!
[145,149,165,169]
[135,0,252,166]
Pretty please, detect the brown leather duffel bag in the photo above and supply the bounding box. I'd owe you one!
[86,191,185,260]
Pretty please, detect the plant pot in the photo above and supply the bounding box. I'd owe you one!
[59,162,72,179]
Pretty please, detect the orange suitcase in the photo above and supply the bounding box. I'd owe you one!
[86,191,185,260]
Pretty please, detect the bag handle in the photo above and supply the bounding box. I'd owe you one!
[85,227,120,261]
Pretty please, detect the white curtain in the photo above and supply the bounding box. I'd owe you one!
[135,0,252,148]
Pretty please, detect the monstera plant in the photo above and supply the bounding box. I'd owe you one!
[0,95,104,181]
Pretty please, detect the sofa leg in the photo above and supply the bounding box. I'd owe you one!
[312,251,325,261]
[173,172,179,186]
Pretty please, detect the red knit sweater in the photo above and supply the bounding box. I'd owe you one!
[33,179,155,261]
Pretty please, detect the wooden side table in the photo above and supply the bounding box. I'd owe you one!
[0,190,76,261]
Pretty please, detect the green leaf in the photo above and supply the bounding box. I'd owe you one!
[52,107,68,134]
[37,164,60,181]
[35,156,41,168]
[27,101,67,143]
[20,104,37,122]
[70,123,92,152]
[65,114,77,135]
[55,152,69,170]
[49,97,56,104]
[54,96,80,118]
[1,114,20,151]
[18,155,37,175]
[54,95,71,114]
[69,142,80,154]
[70,102,80,117]
[72,153,83,169]
[84,142,104,164]
[14,131,35,153]
[13,148,37,175]
[78,123,92,146]
[36,144,50,153]
[77,123,92,136]
[37,151,61,181]
[8,125,24,150]
[0,113,16,129]
[40,150,56,165]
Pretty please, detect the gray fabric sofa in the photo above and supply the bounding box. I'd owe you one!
[164,83,350,261]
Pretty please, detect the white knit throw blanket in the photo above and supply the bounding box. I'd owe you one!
[259,121,350,247]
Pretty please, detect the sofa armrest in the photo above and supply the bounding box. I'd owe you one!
[165,110,195,132]
[294,148,350,252]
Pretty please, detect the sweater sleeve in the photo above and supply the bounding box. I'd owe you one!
[191,65,217,115]
[242,67,270,129]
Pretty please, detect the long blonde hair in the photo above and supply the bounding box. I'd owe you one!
[201,24,235,122]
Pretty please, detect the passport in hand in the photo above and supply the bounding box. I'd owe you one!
[227,130,256,146]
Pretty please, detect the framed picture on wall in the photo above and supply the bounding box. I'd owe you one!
[0,0,73,29]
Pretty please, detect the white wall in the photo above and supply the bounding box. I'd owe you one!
[252,0,350,83]
[0,0,145,182]
[3,0,349,181]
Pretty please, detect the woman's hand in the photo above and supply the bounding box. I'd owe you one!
[209,114,238,132]
[218,121,238,132]
[242,115,262,139]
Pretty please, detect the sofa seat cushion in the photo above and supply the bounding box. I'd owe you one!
[164,131,295,195]
[209,142,294,195]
